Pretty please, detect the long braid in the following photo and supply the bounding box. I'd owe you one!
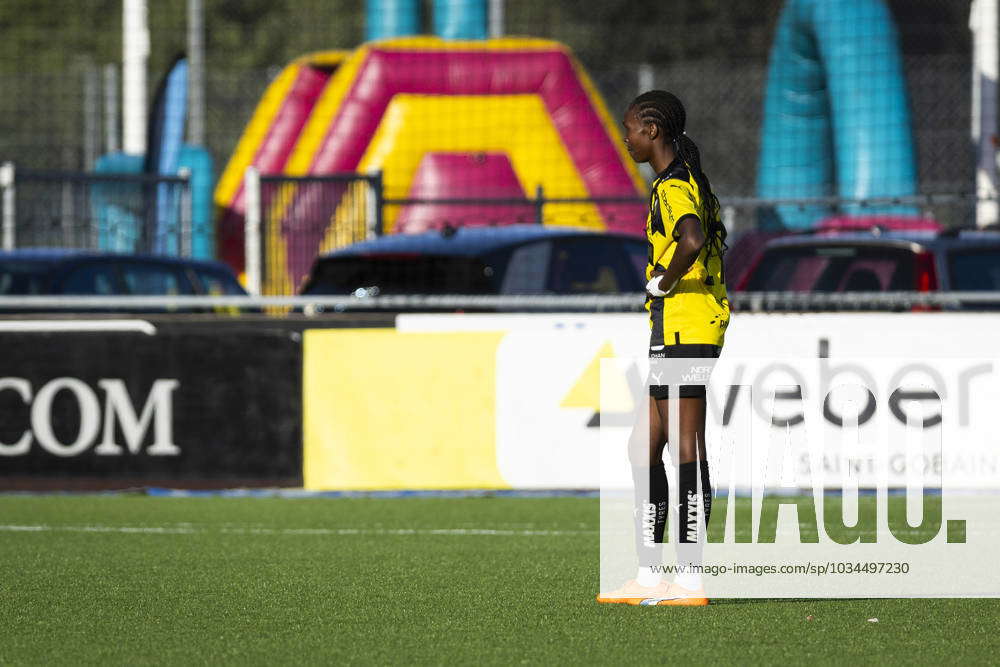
[631,91,728,280]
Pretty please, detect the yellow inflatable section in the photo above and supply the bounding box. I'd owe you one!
[215,51,349,209]
[359,94,603,233]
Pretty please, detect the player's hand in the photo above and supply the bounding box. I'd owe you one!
[646,272,677,298]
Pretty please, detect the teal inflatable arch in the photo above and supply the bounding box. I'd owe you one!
[757,0,918,229]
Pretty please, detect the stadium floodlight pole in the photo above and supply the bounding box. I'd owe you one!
[82,61,100,170]
[488,0,504,38]
[187,0,206,146]
[971,0,999,227]
[103,64,120,154]
[244,166,263,296]
[0,162,14,251]
[122,0,149,156]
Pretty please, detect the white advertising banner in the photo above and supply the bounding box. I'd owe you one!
[398,312,1000,358]
[397,313,1000,490]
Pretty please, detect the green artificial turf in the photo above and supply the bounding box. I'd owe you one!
[0,495,996,665]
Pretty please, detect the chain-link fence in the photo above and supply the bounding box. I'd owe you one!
[238,166,998,296]
[0,0,991,304]
[0,1,976,194]
[240,171,382,295]
[0,163,193,255]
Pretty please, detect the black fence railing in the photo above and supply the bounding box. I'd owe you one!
[0,164,193,256]
[239,168,994,296]
[2,291,1000,314]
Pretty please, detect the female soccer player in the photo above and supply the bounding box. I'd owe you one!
[598,90,730,606]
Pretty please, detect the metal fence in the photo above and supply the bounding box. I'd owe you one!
[0,0,991,311]
[0,1,975,199]
[240,167,991,295]
[0,163,193,256]
[3,291,1000,314]
[241,169,383,296]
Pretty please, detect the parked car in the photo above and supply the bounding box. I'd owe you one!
[735,226,1000,308]
[725,216,943,292]
[299,225,648,303]
[0,249,247,311]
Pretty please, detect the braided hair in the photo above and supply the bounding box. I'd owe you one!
[629,90,728,280]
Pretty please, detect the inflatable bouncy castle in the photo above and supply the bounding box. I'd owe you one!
[214,37,646,292]
[758,0,918,228]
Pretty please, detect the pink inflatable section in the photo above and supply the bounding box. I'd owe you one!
[288,48,642,233]
[395,153,536,233]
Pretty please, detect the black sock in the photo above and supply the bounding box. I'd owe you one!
[674,460,713,585]
[633,463,668,567]
[700,459,713,532]
[677,461,713,544]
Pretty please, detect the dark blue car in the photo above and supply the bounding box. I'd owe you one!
[300,225,647,297]
[0,249,246,300]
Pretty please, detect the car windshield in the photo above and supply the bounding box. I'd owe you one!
[0,261,51,295]
[949,248,1000,291]
[744,245,916,292]
[302,255,496,295]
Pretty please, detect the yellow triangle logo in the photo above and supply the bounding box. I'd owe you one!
[560,341,634,413]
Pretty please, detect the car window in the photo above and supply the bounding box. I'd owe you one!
[547,238,635,294]
[0,261,51,295]
[499,241,552,294]
[119,262,195,295]
[744,245,916,292]
[194,267,246,295]
[59,262,122,295]
[302,255,494,295]
[949,249,1000,291]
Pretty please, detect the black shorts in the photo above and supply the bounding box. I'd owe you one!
[648,344,721,400]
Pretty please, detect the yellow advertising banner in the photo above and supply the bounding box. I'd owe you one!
[303,329,508,490]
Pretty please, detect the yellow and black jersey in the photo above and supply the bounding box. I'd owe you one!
[645,159,730,348]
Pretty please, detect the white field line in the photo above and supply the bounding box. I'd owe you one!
[0,524,949,538]
[0,524,596,537]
